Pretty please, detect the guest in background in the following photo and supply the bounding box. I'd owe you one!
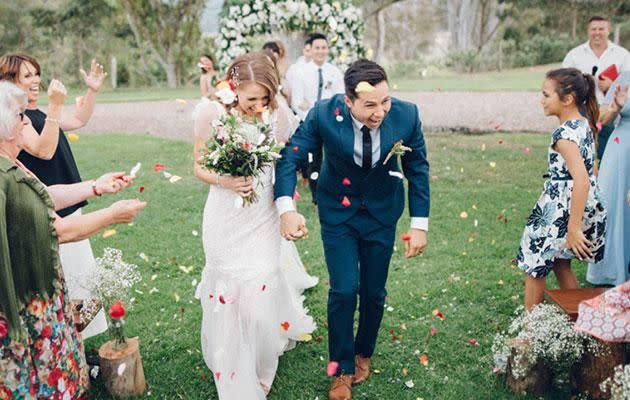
[562,16,630,160]
[0,81,146,399]
[290,33,344,206]
[587,73,630,286]
[284,36,313,105]
[199,54,217,98]
[0,53,111,339]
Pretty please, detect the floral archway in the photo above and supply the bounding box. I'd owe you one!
[216,0,366,70]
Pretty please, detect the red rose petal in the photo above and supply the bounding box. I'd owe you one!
[215,372,221,380]
[292,146,299,152]
[327,361,339,376]
[497,214,503,220]
[401,233,411,241]
[293,191,301,201]
[139,186,145,193]
[468,338,478,346]
[430,327,437,336]
[419,353,428,367]
[341,196,351,207]
[153,163,166,172]
[209,293,214,299]
[230,371,236,380]
[342,177,351,186]
[261,284,266,291]
[219,295,226,304]
[613,137,620,144]
[281,321,290,331]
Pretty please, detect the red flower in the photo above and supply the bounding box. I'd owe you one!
[242,143,251,151]
[401,233,411,241]
[0,385,12,399]
[109,301,126,320]
[341,196,351,207]
[281,321,290,331]
[47,368,62,387]
[341,177,351,186]
[41,325,52,339]
[0,315,8,340]
[153,163,166,172]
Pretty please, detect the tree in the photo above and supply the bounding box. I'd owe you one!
[447,0,501,51]
[121,0,205,88]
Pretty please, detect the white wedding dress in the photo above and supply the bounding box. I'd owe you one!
[194,99,316,399]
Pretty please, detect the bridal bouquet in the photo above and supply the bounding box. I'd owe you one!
[200,109,282,206]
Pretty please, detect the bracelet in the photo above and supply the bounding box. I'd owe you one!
[91,180,101,197]
[45,117,61,124]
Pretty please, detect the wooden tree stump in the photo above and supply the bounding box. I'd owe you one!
[99,337,146,397]
[505,338,553,395]
[570,341,627,400]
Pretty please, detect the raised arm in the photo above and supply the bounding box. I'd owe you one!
[21,80,66,160]
[46,171,131,211]
[60,59,106,132]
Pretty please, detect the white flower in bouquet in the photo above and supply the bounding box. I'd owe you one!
[236,122,260,144]
[600,364,630,400]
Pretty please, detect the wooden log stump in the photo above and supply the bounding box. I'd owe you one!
[99,337,146,397]
[570,341,627,400]
[505,338,553,395]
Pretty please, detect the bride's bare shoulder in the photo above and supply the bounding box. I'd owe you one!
[193,99,226,121]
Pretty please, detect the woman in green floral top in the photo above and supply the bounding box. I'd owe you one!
[0,82,146,399]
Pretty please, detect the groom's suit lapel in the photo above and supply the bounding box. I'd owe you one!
[337,103,356,162]
[378,115,394,166]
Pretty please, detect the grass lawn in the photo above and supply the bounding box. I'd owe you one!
[73,131,584,399]
[39,64,557,106]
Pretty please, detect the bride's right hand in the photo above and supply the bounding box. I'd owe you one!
[219,175,254,197]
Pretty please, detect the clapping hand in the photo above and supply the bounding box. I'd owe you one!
[612,84,629,111]
[95,172,133,195]
[80,59,107,92]
[47,79,67,107]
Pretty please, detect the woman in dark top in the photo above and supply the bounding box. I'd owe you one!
[0,53,111,338]
[0,81,145,399]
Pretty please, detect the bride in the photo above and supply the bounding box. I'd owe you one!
[193,52,316,399]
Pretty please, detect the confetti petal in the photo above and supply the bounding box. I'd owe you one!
[419,353,428,367]
[342,177,351,186]
[613,136,620,144]
[300,333,312,342]
[460,211,468,219]
[102,229,117,238]
[404,379,415,388]
[139,186,145,193]
[169,175,182,183]
[489,162,496,168]
[468,338,479,346]
[292,146,299,152]
[336,115,344,122]
[293,191,301,201]
[215,372,221,380]
[280,321,290,331]
[341,196,351,207]
[356,81,375,93]
[67,133,79,142]
[310,172,319,180]
[388,171,404,179]
[129,162,141,178]
[430,327,437,336]
[153,163,167,172]
[327,361,339,377]
[175,98,188,104]
[432,309,444,320]
[117,363,127,376]
[401,233,411,241]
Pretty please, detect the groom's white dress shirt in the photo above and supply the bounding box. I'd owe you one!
[275,113,429,231]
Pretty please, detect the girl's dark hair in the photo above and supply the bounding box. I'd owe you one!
[546,67,600,146]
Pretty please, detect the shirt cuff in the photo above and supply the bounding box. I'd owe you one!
[275,196,296,216]
[410,217,429,231]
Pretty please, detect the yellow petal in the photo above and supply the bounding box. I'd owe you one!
[174,293,180,302]
[299,333,312,342]
[216,81,230,91]
[102,229,117,238]
[169,175,182,183]
[67,133,80,142]
[460,211,468,219]
[489,162,496,168]
[355,81,375,93]
[175,98,188,104]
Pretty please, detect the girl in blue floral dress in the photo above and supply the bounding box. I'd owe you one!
[516,68,607,311]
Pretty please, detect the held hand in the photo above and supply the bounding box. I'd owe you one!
[613,84,629,110]
[566,228,593,260]
[280,211,308,241]
[219,175,254,197]
[95,172,133,195]
[47,79,67,107]
[598,77,613,94]
[404,229,427,258]
[108,199,147,224]
[80,59,107,92]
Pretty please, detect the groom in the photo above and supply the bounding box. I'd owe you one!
[275,59,430,400]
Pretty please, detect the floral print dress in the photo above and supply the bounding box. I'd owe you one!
[516,119,606,278]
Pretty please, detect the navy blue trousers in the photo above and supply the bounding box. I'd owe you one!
[320,209,396,375]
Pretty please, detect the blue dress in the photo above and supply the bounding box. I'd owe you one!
[517,119,607,278]
[587,71,630,286]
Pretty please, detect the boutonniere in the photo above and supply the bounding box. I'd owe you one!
[334,107,343,122]
[383,140,412,164]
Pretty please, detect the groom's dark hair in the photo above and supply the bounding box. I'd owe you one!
[344,59,388,101]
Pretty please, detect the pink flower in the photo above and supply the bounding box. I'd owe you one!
[0,315,8,340]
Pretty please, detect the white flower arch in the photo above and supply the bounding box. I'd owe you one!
[216,0,366,70]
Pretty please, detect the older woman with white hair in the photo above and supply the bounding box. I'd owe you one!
[0,81,146,399]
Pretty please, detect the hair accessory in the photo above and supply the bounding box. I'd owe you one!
[355,81,375,93]
[230,66,241,87]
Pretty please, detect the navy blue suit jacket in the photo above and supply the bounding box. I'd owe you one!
[274,94,430,227]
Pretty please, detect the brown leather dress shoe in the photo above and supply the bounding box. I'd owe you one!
[329,374,353,400]
[352,355,370,385]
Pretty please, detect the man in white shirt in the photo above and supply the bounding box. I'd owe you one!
[283,36,313,104]
[563,16,630,159]
[290,33,344,205]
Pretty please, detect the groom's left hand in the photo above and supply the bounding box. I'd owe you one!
[404,229,427,258]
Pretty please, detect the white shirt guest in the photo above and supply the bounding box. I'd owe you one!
[563,16,630,102]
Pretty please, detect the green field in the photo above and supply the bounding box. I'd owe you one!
[39,64,556,106]
[67,131,594,399]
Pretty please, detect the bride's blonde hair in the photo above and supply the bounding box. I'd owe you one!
[223,52,280,111]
